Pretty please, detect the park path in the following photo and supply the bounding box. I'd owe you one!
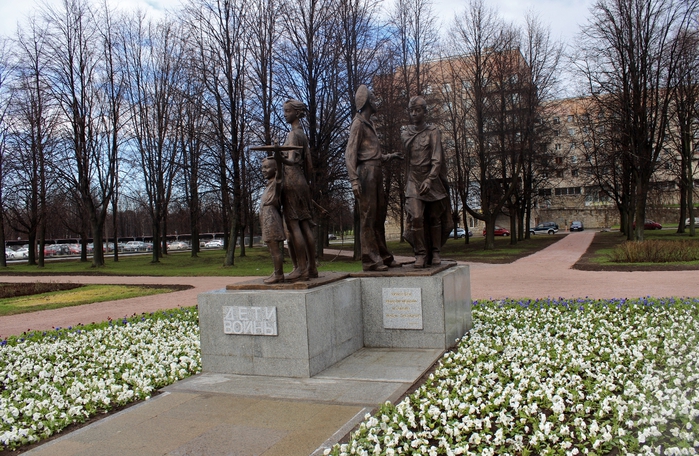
[467,231,699,300]
[1,231,698,337]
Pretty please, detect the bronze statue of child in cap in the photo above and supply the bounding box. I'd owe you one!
[260,156,285,284]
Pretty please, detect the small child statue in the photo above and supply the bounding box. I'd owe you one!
[260,157,285,284]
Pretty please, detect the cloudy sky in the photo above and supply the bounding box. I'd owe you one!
[1,0,594,46]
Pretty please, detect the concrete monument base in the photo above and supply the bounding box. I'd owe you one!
[198,265,471,378]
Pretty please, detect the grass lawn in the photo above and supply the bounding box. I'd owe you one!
[0,248,361,277]
[0,284,187,316]
[574,229,699,271]
[0,235,563,277]
[388,234,564,263]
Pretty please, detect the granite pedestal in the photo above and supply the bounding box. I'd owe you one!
[198,265,471,378]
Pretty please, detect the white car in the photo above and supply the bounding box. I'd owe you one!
[685,217,699,226]
[7,248,28,260]
[204,239,224,248]
[167,241,189,250]
[123,241,148,252]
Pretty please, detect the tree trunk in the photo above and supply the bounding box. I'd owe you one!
[91,216,105,267]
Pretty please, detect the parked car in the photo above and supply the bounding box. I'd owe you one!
[204,239,224,248]
[328,233,337,240]
[685,217,699,226]
[483,226,510,236]
[449,228,472,238]
[633,220,662,230]
[167,241,189,250]
[51,244,66,255]
[7,247,28,259]
[4,248,18,260]
[123,240,148,252]
[570,221,584,231]
[530,222,559,235]
[67,244,82,255]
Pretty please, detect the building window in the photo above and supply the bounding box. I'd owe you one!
[553,117,560,124]
[567,115,574,122]
[585,186,611,205]
[555,187,582,196]
[554,130,560,136]
[556,170,565,178]
[571,169,579,177]
[568,128,575,135]
[571,155,578,164]
[538,188,552,196]
[555,156,563,164]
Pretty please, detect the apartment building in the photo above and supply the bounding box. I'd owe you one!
[534,97,699,229]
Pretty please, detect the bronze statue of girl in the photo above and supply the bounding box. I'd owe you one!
[278,99,317,282]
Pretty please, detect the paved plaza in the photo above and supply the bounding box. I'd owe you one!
[1,230,697,455]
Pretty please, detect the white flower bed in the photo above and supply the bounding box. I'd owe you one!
[0,308,201,450]
[327,297,699,456]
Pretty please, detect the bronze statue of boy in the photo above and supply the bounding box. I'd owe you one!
[401,96,452,268]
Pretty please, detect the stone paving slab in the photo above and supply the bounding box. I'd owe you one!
[25,348,442,456]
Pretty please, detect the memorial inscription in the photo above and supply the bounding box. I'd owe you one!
[382,288,423,330]
[223,306,278,336]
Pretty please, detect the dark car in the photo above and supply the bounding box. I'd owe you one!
[570,221,584,231]
[530,222,559,235]
[483,226,510,236]
[632,220,662,230]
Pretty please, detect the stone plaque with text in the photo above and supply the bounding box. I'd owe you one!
[223,306,278,336]
[382,288,422,329]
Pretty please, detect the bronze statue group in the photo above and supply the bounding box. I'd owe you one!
[260,86,452,284]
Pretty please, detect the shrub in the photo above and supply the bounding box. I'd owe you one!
[609,239,699,263]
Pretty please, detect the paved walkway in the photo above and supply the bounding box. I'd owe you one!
[1,231,698,455]
[3,231,696,337]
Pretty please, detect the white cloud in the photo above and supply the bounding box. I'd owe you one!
[1,0,592,54]
[433,0,594,46]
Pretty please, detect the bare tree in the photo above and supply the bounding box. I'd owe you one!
[576,0,699,240]
[443,0,522,250]
[669,29,699,236]
[389,0,439,97]
[123,14,184,263]
[576,97,635,234]
[186,0,249,266]
[43,0,120,266]
[177,38,208,257]
[0,38,12,267]
[98,2,127,262]
[246,0,283,146]
[519,12,563,240]
[6,20,58,267]
[279,0,348,257]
